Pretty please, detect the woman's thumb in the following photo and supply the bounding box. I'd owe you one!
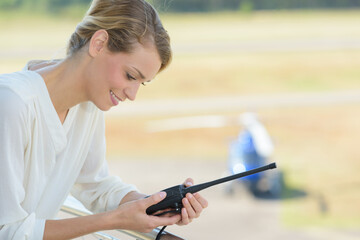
[144,191,166,208]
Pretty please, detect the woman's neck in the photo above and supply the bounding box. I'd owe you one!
[34,57,87,123]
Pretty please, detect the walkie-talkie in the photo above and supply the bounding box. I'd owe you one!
[146,162,277,215]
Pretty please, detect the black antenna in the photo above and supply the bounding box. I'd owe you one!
[184,162,277,194]
[146,162,278,215]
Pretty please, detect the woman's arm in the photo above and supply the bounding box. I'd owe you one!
[44,192,181,240]
[0,88,46,239]
[120,191,147,204]
[44,213,108,240]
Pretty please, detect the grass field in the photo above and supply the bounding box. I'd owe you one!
[1,9,359,231]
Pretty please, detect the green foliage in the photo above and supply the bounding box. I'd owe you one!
[0,0,21,8]
[154,0,360,12]
[0,0,91,12]
[239,0,253,13]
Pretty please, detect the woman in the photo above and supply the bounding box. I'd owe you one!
[0,0,208,239]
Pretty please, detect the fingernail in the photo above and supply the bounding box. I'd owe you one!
[186,182,193,186]
[159,192,166,198]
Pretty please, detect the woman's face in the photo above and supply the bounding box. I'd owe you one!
[85,41,161,111]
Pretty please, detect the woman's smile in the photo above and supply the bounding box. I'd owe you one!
[110,90,122,105]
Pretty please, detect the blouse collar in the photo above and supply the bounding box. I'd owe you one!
[28,70,68,154]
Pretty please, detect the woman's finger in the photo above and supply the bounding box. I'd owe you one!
[183,178,194,187]
[186,193,203,218]
[193,192,209,209]
[179,207,191,225]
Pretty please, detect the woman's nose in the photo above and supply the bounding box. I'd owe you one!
[124,82,140,101]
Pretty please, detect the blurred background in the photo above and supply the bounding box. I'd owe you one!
[1,0,360,239]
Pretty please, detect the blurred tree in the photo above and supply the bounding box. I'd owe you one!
[1,0,360,12]
[0,0,20,8]
[239,0,253,13]
[170,0,360,12]
[1,0,92,11]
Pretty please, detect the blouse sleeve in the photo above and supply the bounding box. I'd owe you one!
[71,110,137,213]
[0,88,45,239]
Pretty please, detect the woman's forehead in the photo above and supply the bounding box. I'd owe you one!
[111,43,161,80]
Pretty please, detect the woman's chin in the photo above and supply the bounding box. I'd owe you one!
[94,102,112,112]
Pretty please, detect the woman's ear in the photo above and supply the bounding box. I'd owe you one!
[88,29,109,57]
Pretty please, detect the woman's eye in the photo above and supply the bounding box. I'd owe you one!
[126,72,147,86]
[126,73,136,81]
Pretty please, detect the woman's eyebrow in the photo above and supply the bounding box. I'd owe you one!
[132,67,145,80]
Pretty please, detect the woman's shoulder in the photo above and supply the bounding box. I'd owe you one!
[0,70,42,98]
[0,71,43,116]
[24,59,61,71]
[0,70,40,87]
[0,85,29,123]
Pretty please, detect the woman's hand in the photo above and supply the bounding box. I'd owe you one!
[111,177,209,232]
[176,178,208,226]
[107,192,181,233]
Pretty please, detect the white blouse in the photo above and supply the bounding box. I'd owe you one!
[0,70,137,239]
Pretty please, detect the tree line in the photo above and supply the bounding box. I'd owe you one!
[1,0,360,12]
[153,0,360,12]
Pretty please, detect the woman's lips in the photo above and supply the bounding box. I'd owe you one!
[110,90,122,105]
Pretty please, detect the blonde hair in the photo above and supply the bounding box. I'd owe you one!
[67,0,171,72]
